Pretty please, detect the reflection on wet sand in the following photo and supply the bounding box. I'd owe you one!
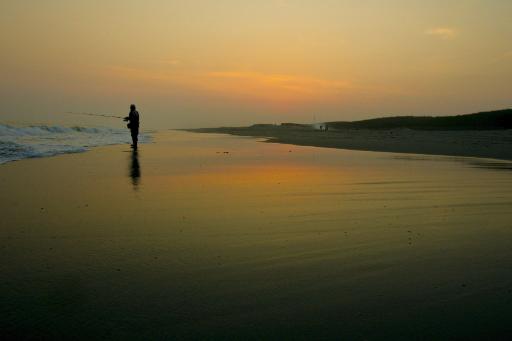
[393,154,512,171]
[2,131,512,339]
[129,149,141,189]
[469,160,512,171]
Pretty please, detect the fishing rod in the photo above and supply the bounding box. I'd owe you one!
[64,111,124,119]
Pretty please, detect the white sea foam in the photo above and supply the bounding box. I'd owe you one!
[0,124,151,164]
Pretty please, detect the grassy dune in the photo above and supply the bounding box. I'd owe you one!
[188,109,512,161]
[327,109,512,130]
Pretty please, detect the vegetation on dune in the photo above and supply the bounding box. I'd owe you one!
[327,109,512,130]
[189,109,512,132]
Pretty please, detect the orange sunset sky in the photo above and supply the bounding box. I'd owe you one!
[1,0,511,128]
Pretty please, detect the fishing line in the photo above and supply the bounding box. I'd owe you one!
[64,112,124,119]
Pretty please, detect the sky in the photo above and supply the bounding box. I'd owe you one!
[0,0,511,128]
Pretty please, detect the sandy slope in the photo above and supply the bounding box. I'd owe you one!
[189,126,512,160]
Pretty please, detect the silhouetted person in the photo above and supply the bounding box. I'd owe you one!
[124,104,140,150]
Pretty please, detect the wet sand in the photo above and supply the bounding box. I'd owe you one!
[2,131,512,339]
[189,126,512,161]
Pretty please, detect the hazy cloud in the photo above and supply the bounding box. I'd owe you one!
[425,28,458,40]
[274,0,291,7]
[206,71,353,95]
[106,65,361,108]
[157,59,181,66]
[491,51,512,63]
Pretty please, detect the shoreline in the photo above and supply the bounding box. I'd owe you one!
[3,130,512,339]
[186,127,512,161]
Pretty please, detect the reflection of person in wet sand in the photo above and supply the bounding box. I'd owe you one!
[130,149,141,189]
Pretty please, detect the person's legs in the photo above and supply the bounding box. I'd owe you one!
[130,129,138,149]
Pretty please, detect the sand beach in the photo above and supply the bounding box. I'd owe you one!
[190,125,512,161]
[2,130,512,339]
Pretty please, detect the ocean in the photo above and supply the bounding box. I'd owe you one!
[0,124,151,164]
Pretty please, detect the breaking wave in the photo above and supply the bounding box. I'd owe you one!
[0,124,151,164]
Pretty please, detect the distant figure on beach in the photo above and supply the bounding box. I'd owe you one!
[124,104,140,149]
